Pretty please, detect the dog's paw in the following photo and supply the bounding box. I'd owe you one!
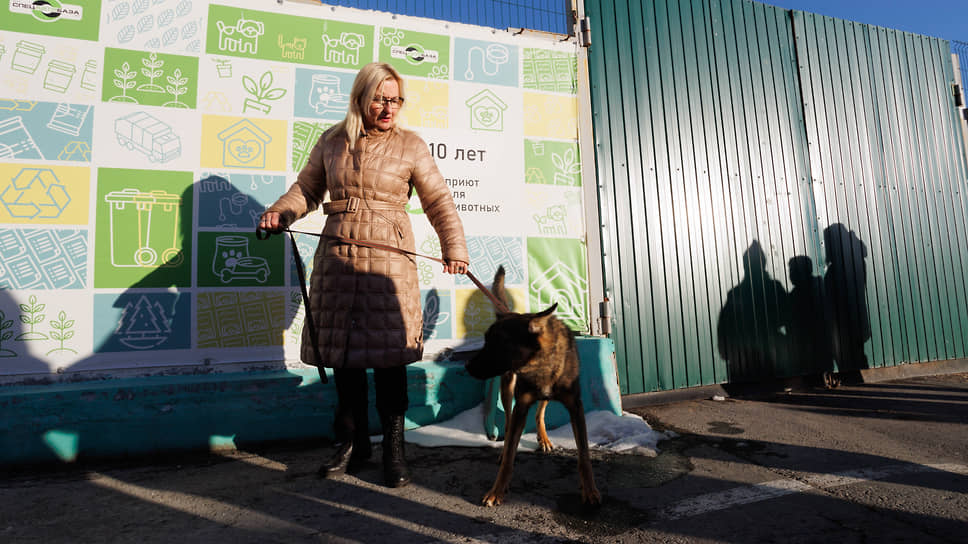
[582,485,602,506]
[537,438,554,453]
[481,491,505,507]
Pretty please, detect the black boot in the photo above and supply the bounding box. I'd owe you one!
[381,414,411,488]
[318,440,354,478]
[347,421,372,473]
[319,409,372,478]
[318,433,372,478]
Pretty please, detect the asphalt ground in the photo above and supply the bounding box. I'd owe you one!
[2,369,966,543]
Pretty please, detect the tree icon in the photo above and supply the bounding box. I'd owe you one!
[164,67,190,108]
[110,61,139,103]
[138,52,165,93]
[118,296,171,350]
[0,310,15,357]
[47,310,78,355]
[16,295,48,341]
[124,297,163,335]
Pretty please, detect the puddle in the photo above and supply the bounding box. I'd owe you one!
[707,421,745,435]
[553,495,649,537]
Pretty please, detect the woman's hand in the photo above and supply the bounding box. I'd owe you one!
[443,259,468,275]
[259,211,285,233]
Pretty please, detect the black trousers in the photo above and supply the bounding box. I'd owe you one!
[332,366,408,441]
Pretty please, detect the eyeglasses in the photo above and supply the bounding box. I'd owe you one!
[371,96,405,109]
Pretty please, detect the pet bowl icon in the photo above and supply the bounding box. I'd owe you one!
[212,235,270,283]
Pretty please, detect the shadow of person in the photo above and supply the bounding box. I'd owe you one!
[787,255,834,379]
[70,174,295,372]
[460,287,491,343]
[823,224,871,373]
[717,241,790,383]
[48,174,307,462]
[419,286,468,364]
[459,262,520,344]
[422,262,508,365]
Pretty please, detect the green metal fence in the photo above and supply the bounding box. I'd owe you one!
[585,0,968,395]
[792,13,968,369]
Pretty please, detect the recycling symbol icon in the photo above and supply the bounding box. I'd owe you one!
[1,168,71,219]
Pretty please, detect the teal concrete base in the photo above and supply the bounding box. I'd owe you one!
[0,360,483,467]
[0,337,617,467]
[482,337,621,440]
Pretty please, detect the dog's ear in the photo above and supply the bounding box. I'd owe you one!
[528,303,557,334]
[492,265,510,316]
[536,303,557,317]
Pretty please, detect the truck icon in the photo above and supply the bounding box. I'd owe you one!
[115,111,181,163]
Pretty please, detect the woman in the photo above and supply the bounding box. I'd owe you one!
[259,62,468,488]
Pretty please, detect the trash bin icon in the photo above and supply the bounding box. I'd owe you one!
[104,188,184,267]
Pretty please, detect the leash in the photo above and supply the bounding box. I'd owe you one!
[257,227,328,383]
[256,227,510,375]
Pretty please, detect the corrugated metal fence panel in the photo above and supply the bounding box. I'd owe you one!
[318,0,569,34]
[793,14,968,369]
[586,0,820,394]
[588,0,968,394]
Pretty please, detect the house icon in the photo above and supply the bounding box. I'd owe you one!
[529,261,588,324]
[218,119,272,169]
[464,89,508,132]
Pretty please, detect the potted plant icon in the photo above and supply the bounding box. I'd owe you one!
[242,70,286,114]
[552,148,581,186]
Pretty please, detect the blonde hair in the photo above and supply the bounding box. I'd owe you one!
[326,62,405,150]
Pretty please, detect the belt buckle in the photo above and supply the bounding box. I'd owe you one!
[346,196,360,213]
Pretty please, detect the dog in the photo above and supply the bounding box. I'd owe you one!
[465,266,601,507]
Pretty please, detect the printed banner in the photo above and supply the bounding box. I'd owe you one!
[0,0,585,377]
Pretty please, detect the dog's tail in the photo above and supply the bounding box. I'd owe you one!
[493,265,510,316]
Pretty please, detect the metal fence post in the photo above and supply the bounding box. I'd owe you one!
[952,46,968,168]
[951,51,968,168]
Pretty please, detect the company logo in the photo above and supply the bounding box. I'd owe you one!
[9,0,83,22]
[390,44,439,65]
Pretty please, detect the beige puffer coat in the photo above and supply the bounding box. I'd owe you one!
[267,126,468,369]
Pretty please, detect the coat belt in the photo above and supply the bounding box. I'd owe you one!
[322,196,403,215]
